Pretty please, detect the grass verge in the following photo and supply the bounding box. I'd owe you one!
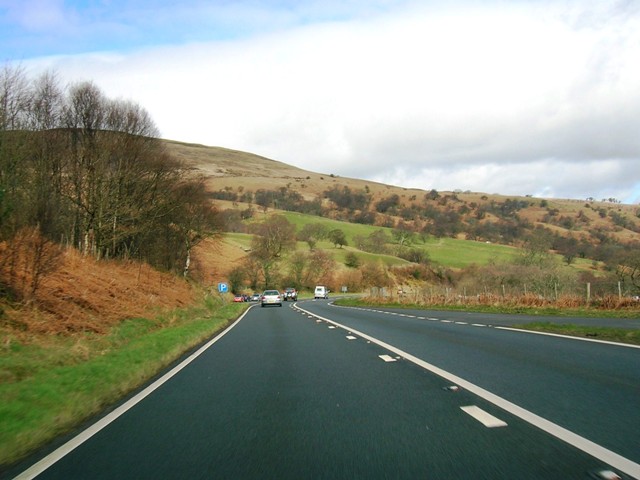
[0,297,248,468]
[513,322,640,345]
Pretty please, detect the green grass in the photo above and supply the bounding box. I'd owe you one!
[278,211,383,245]
[419,237,519,268]
[516,322,640,345]
[0,298,248,467]
[225,232,253,249]
[249,211,522,269]
[234,211,601,278]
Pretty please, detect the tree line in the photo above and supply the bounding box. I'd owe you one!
[218,182,640,295]
[0,65,219,298]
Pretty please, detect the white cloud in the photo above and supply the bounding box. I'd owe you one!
[21,0,640,203]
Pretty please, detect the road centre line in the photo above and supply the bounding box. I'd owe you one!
[331,302,639,350]
[296,304,640,479]
[460,405,508,428]
[379,354,397,362]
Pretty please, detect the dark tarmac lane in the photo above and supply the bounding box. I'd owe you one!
[6,300,640,479]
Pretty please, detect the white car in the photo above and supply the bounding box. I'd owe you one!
[314,285,329,299]
[261,290,283,307]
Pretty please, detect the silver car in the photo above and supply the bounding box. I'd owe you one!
[261,290,282,307]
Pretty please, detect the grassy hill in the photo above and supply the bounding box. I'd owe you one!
[168,140,638,291]
[165,139,640,246]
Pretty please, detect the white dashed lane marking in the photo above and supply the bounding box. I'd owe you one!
[378,354,397,362]
[461,406,508,428]
[310,302,640,478]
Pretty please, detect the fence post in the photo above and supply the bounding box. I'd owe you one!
[618,281,622,300]
[586,282,591,304]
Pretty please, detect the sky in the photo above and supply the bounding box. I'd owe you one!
[2,0,640,203]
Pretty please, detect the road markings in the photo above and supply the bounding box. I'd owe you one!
[295,304,640,479]
[379,354,397,362]
[496,326,640,350]
[330,303,640,352]
[461,405,508,428]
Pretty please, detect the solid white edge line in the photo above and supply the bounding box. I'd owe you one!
[294,305,640,480]
[496,326,640,349]
[14,307,253,480]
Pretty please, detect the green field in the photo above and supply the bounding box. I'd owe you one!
[419,237,519,268]
[233,210,603,274]
[249,211,521,269]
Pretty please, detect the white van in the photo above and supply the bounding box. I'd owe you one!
[314,285,329,299]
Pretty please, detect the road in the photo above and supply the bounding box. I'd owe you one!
[7,299,640,479]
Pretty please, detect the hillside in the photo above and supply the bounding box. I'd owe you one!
[1,238,197,337]
[161,139,640,306]
[165,139,640,249]
[3,138,638,337]
[165,140,431,203]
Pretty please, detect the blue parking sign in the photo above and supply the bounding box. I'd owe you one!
[218,283,228,293]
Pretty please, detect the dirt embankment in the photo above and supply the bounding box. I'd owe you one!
[1,240,197,337]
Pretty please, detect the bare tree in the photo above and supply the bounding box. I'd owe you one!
[304,249,335,287]
[0,64,30,130]
[0,227,62,302]
[0,68,223,276]
[250,215,296,288]
[615,246,640,294]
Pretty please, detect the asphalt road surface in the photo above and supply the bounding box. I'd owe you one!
[7,299,640,479]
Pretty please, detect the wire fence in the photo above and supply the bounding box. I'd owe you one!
[369,281,640,310]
